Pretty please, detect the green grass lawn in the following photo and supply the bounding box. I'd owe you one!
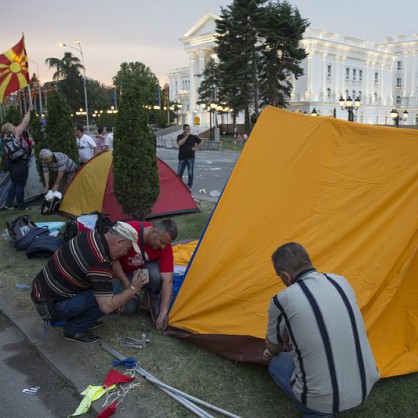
[220,135,246,152]
[0,202,417,417]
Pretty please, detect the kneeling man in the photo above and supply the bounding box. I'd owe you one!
[31,222,149,343]
[264,242,380,417]
[112,219,178,330]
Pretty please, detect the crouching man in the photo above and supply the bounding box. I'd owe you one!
[31,222,149,344]
[264,242,380,417]
[112,219,178,331]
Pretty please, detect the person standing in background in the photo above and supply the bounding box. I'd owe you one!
[75,125,97,164]
[176,124,202,189]
[1,103,34,210]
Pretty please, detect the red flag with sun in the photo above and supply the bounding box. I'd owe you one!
[0,36,30,103]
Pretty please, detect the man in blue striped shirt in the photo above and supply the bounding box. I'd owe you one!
[264,242,380,417]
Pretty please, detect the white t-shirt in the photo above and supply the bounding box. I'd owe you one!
[77,134,96,163]
[104,132,113,152]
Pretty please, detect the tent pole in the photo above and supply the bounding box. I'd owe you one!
[100,343,214,418]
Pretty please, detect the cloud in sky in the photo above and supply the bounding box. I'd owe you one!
[1,0,417,86]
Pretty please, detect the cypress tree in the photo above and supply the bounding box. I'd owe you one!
[44,90,78,163]
[37,90,79,184]
[113,86,159,219]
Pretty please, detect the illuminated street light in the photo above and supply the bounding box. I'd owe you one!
[390,108,408,128]
[339,96,361,122]
[59,40,89,131]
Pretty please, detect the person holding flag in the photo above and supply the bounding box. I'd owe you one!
[0,35,32,210]
[1,102,33,210]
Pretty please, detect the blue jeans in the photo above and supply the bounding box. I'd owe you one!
[6,158,28,209]
[113,261,162,316]
[177,158,195,188]
[269,353,333,418]
[52,289,103,336]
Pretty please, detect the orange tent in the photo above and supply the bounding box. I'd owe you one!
[168,106,418,378]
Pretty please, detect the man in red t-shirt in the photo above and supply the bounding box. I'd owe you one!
[112,219,178,330]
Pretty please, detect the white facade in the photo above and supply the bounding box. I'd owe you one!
[168,13,418,127]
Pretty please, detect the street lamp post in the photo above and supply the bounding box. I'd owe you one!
[390,108,408,128]
[29,60,43,117]
[339,96,361,122]
[209,103,217,140]
[59,40,89,131]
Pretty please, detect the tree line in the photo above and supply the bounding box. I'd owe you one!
[198,0,309,133]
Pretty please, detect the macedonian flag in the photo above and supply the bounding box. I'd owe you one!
[0,36,30,103]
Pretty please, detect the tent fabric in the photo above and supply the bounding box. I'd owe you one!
[167,106,418,378]
[0,155,44,207]
[59,152,200,221]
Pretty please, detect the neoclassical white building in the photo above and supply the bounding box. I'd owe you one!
[168,12,418,128]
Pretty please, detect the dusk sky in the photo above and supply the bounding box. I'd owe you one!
[2,0,417,86]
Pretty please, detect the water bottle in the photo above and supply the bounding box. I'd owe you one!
[15,283,31,290]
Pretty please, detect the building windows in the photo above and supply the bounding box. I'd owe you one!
[345,89,349,98]
[396,96,401,106]
[327,65,332,78]
[346,68,350,80]
[374,92,378,102]
[358,90,362,100]
[397,61,402,70]
[359,70,363,81]
[374,72,379,83]
[352,90,356,98]
[353,69,356,81]
[396,78,402,88]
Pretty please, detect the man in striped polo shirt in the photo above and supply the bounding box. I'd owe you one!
[264,242,380,417]
[31,222,149,343]
[39,148,78,193]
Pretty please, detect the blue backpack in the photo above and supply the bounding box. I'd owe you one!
[25,236,64,258]
[14,227,50,251]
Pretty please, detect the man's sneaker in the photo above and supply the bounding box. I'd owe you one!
[89,321,104,330]
[64,332,101,344]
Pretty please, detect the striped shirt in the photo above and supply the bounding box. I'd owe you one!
[267,269,380,414]
[31,232,114,302]
[42,152,78,174]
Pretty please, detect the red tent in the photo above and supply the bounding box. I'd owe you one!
[60,152,200,221]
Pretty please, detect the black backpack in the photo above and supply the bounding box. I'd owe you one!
[94,212,114,234]
[40,196,61,215]
[4,132,27,161]
[60,220,79,241]
[6,215,37,242]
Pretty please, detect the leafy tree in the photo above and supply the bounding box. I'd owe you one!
[257,1,309,107]
[44,90,78,163]
[45,52,84,81]
[212,0,308,128]
[113,64,159,219]
[45,52,85,114]
[197,58,220,106]
[87,80,113,114]
[113,62,160,107]
[1,105,22,126]
[215,0,266,133]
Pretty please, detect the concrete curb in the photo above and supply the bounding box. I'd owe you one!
[0,293,103,416]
